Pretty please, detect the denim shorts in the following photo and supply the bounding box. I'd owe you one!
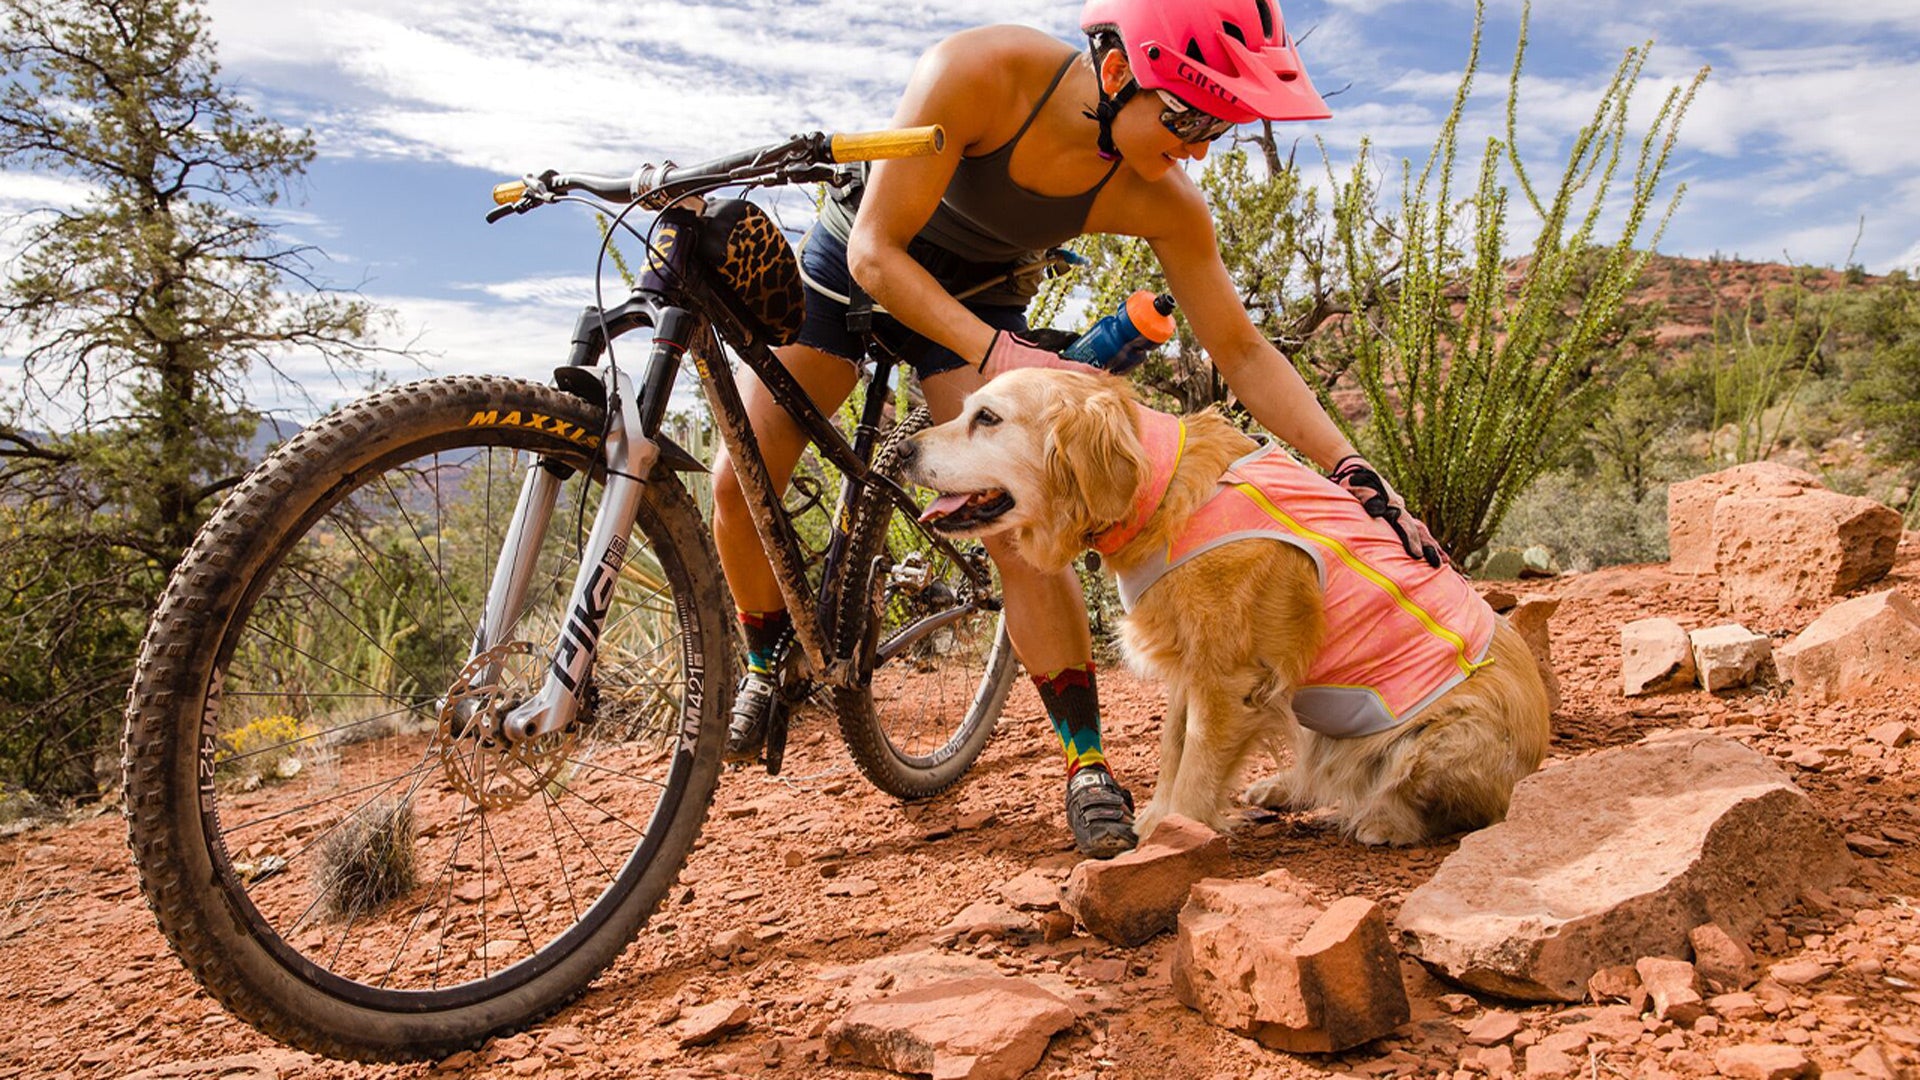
[794,226,1029,381]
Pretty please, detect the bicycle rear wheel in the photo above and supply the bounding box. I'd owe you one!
[123,375,730,1061]
[831,407,1016,799]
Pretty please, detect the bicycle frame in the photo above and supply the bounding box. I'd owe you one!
[474,203,993,745]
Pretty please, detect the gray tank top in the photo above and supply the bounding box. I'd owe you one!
[818,54,1120,300]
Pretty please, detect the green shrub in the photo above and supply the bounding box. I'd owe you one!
[1324,1,1705,564]
[1489,468,1671,572]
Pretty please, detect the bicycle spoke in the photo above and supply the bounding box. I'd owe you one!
[216,702,425,766]
[224,759,439,837]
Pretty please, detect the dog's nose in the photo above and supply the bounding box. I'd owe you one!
[895,437,920,471]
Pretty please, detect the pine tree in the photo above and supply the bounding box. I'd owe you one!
[0,0,388,795]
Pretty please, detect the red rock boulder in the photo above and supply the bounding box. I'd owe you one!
[1711,486,1901,618]
[1395,731,1850,1002]
[1061,815,1228,946]
[1667,463,1821,575]
[825,976,1074,1080]
[1775,589,1920,702]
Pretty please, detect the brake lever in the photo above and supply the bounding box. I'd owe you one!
[485,170,559,224]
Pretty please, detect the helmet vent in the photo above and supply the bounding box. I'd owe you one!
[1221,22,1248,47]
[1185,39,1206,63]
[1255,0,1275,40]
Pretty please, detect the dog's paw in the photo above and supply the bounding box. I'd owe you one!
[1349,814,1426,847]
[1132,801,1169,844]
[1243,773,1306,810]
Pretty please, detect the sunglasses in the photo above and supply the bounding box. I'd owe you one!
[1155,90,1236,144]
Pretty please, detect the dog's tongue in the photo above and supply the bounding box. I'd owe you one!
[919,493,971,523]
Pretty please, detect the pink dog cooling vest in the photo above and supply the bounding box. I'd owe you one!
[1108,408,1496,739]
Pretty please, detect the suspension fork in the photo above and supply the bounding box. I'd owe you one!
[469,309,696,744]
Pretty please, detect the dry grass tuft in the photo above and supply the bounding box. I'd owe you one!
[315,797,417,919]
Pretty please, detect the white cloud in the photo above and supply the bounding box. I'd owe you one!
[1668,0,1920,32]
[245,287,720,423]
[182,1,1920,279]
[201,0,1084,173]
[456,275,602,305]
[1891,238,1920,274]
[0,171,92,208]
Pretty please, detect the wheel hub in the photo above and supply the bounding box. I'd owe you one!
[437,641,577,810]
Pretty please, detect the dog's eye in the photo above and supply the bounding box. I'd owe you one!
[970,408,1002,431]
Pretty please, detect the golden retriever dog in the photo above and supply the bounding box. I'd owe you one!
[900,368,1549,846]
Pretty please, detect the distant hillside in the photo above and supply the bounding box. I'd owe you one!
[1623,253,1876,350]
[247,416,303,461]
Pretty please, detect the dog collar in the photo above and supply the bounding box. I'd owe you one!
[1090,405,1185,556]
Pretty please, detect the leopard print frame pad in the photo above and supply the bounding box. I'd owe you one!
[696,199,806,348]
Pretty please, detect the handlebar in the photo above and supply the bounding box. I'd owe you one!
[488,125,945,222]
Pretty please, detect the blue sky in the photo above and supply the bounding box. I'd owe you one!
[3,0,1917,420]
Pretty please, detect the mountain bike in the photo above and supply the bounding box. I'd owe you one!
[122,124,1038,1061]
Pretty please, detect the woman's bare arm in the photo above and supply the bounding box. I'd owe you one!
[1139,181,1358,470]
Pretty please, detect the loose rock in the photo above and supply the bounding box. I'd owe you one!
[1587,965,1646,1010]
[1465,1011,1524,1047]
[1508,596,1562,712]
[1766,959,1832,987]
[1635,957,1705,1025]
[1522,1045,1581,1077]
[994,869,1063,912]
[1171,870,1409,1053]
[1061,814,1228,946]
[1689,624,1772,692]
[1622,618,1696,695]
[1396,731,1851,1001]
[1713,1044,1818,1080]
[1867,720,1915,748]
[939,900,1031,944]
[825,975,1073,1080]
[674,999,752,1048]
[1689,923,1757,990]
[1709,992,1767,1022]
[1776,589,1920,702]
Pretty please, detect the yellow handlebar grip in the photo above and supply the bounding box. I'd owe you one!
[829,125,946,163]
[492,180,528,205]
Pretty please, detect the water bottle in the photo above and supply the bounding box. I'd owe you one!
[1062,290,1177,375]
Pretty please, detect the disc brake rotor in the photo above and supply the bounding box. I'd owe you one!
[437,641,577,810]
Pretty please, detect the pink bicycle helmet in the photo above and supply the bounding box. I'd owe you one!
[1080,0,1330,125]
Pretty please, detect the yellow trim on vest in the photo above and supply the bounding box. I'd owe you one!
[1230,481,1491,675]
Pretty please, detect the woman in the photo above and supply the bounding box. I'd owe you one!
[711,0,1443,858]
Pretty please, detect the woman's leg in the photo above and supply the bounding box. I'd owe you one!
[919,366,1138,857]
[710,343,862,758]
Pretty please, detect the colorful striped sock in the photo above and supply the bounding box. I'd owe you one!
[1032,662,1108,779]
[738,608,792,676]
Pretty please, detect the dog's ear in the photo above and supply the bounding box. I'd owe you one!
[1043,382,1144,546]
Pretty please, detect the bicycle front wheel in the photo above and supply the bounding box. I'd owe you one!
[123,375,731,1061]
[831,406,1017,799]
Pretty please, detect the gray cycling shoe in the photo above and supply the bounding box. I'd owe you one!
[1066,767,1137,859]
[724,670,780,764]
